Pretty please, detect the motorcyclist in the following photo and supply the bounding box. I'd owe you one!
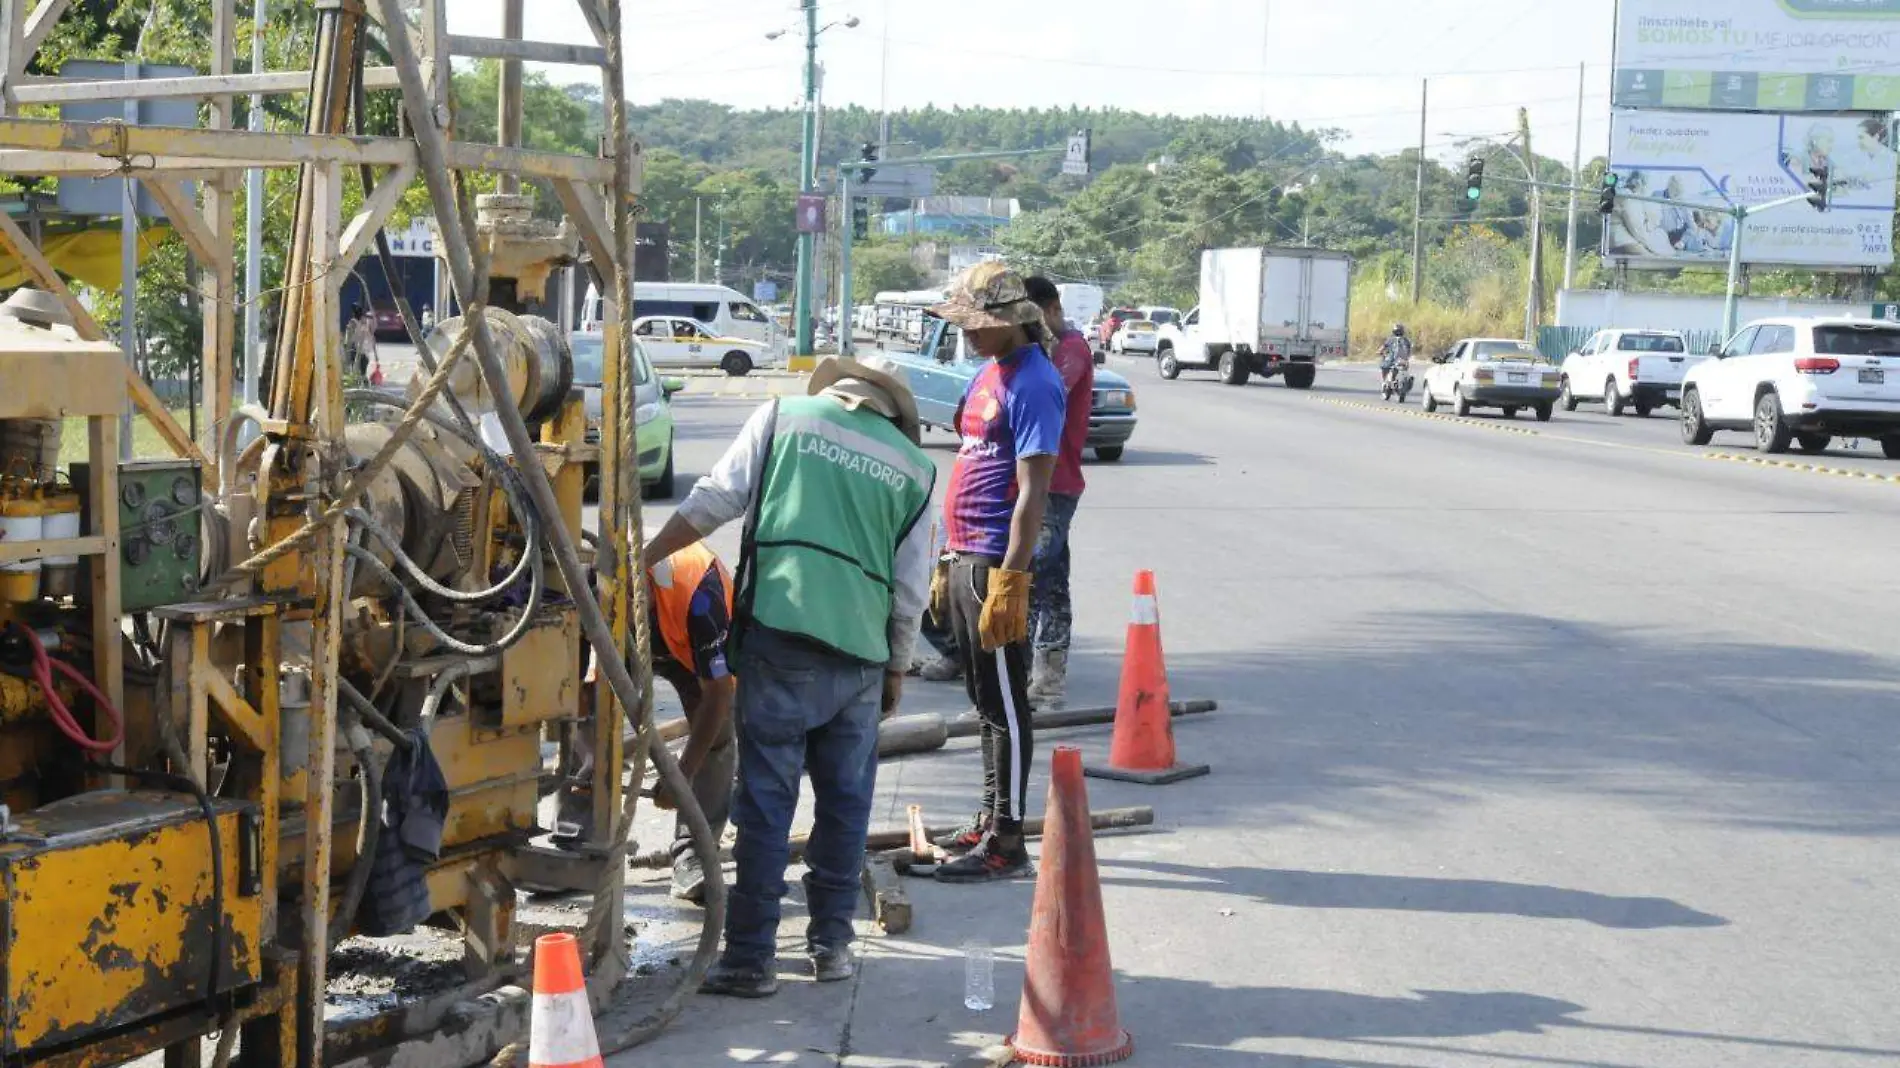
[1379,325,1412,388]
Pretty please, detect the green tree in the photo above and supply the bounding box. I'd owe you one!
[851,244,925,300]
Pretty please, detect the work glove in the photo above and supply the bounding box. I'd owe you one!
[978,567,1032,652]
[929,556,952,622]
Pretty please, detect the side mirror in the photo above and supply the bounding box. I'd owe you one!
[661,377,686,397]
[1707,343,1723,358]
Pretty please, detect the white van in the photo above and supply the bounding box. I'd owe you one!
[580,282,776,352]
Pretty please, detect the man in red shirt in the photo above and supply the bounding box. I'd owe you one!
[1022,276,1094,711]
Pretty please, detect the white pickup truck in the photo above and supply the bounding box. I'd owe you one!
[1559,328,1704,416]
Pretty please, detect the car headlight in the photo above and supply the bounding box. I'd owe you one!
[1095,390,1134,410]
[635,401,662,425]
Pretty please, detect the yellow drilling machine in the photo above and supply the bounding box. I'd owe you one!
[0,3,715,1068]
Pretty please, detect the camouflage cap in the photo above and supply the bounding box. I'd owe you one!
[930,261,1045,331]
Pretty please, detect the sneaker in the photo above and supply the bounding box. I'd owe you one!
[919,656,963,683]
[700,958,779,998]
[1028,649,1068,712]
[930,812,990,855]
[670,851,708,905]
[809,944,856,983]
[934,833,1032,884]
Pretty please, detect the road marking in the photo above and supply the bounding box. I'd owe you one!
[1700,451,1900,485]
[1312,394,1900,488]
[1315,396,1544,437]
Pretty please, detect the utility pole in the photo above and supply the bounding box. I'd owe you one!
[1518,107,1543,343]
[496,0,523,195]
[1411,78,1427,304]
[1562,61,1584,292]
[694,197,703,283]
[242,0,267,411]
[792,0,820,356]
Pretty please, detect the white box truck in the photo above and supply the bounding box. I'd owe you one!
[1055,283,1105,335]
[1152,247,1352,389]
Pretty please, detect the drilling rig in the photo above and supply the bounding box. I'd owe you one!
[0,3,715,1067]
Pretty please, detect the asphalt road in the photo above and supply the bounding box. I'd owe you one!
[614,355,1900,1067]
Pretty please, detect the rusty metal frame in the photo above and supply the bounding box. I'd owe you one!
[0,2,641,1068]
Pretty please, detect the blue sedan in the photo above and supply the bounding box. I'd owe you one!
[882,317,1139,461]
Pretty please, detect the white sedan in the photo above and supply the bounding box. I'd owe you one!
[1110,318,1160,355]
[1420,337,1562,420]
[631,315,771,376]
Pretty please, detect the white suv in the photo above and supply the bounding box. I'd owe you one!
[1680,317,1900,456]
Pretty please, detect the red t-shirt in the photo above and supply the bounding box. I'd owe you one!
[1048,328,1095,497]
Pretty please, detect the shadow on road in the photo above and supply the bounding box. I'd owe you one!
[1099,449,1216,468]
[1097,859,1727,929]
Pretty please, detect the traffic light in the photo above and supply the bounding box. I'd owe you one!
[1598,171,1620,216]
[858,141,880,185]
[1464,156,1485,203]
[852,199,870,240]
[1807,164,1831,211]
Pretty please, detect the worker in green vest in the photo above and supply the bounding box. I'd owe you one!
[643,353,936,999]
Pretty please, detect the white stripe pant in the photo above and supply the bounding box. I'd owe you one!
[949,554,1034,829]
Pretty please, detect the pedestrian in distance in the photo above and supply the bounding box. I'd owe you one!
[643,353,936,998]
[927,262,1067,883]
[554,543,738,909]
[1022,276,1093,713]
[345,305,378,378]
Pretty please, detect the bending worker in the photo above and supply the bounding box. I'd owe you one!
[556,544,737,908]
[929,263,1066,884]
[644,354,935,998]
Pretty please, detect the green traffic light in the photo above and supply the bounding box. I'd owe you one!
[1466,188,1482,201]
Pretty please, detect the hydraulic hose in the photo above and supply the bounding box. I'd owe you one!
[327,715,384,950]
[373,2,721,1051]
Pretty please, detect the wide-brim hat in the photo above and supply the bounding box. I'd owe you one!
[930,261,1044,331]
[809,353,923,443]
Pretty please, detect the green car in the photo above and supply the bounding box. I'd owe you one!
[570,332,683,500]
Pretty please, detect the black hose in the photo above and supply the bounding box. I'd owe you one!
[326,718,384,950]
[342,545,544,657]
[338,677,413,752]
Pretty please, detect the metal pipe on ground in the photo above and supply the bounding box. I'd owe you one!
[628,806,1156,871]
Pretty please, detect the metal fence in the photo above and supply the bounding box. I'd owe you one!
[1536,325,1726,362]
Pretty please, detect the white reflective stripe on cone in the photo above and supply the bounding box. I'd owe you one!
[529,992,604,1068]
[1130,594,1159,626]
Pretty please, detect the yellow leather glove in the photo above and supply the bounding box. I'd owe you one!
[978,568,1032,651]
[930,557,952,622]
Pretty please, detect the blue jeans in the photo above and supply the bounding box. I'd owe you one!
[1029,492,1080,653]
[724,626,883,966]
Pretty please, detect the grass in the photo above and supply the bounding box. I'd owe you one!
[56,408,198,468]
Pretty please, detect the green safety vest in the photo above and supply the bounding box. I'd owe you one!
[745,396,935,664]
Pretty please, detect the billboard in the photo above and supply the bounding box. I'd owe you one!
[1605,110,1896,268]
[1614,0,1900,111]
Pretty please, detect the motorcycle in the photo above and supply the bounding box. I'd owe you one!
[1380,360,1414,403]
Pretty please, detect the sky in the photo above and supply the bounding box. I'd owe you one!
[446,0,1620,164]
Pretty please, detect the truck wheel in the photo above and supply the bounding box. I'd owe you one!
[1796,433,1832,454]
[1680,388,1714,445]
[1882,437,1900,460]
[1603,378,1625,416]
[1634,402,1653,418]
[721,351,754,377]
[1559,378,1578,412]
[1283,365,1315,390]
[1453,387,1472,417]
[1501,407,1519,419]
[1094,445,1124,462]
[1156,346,1181,380]
[1534,402,1554,423]
[1219,350,1250,386]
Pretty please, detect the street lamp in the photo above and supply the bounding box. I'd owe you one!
[766,6,859,361]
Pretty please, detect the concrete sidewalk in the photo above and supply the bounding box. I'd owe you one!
[607,655,1160,1067]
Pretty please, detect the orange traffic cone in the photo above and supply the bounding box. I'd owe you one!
[529,933,603,1068]
[1008,745,1135,1067]
[1085,570,1210,785]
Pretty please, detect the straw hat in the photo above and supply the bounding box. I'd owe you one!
[809,353,923,443]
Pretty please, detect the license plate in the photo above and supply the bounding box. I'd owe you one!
[1507,372,1527,383]
[1861,367,1885,385]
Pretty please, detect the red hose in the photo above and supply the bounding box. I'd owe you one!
[8,621,121,754]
